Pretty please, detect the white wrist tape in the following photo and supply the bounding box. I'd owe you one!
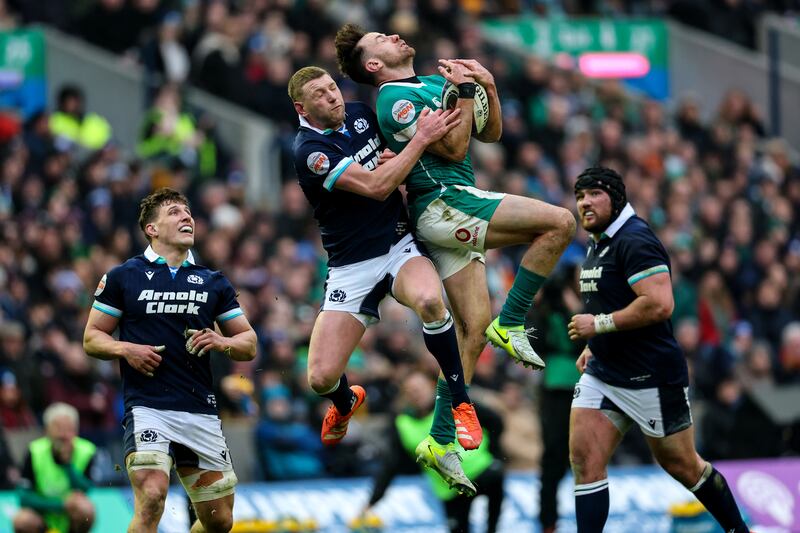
[594,313,617,334]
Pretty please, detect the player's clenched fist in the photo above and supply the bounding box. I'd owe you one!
[568,314,597,341]
[124,344,164,377]
[186,327,228,357]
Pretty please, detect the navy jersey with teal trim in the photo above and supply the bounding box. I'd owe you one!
[92,249,243,415]
[580,215,688,388]
[293,102,409,267]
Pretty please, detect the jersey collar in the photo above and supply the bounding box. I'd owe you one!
[144,245,195,266]
[593,203,635,242]
[298,114,348,136]
[378,76,423,91]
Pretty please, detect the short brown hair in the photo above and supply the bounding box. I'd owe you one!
[138,188,189,242]
[288,66,328,102]
[334,24,375,85]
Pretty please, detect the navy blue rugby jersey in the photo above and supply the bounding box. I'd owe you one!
[580,204,689,388]
[92,246,244,414]
[293,102,409,267]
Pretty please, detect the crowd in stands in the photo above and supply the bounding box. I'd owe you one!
[0,0,799,490]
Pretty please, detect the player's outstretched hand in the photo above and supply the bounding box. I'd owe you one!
[124,344,164,378]
[377,149,396,166]
[186,327,228,357]
[452,59,495,89]
[568,313,597,341]
[438,59,473,85]
[576,345,593,373]
[415,107,462,145]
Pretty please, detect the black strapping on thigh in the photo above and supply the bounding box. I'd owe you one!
[359,273,393,318]
[171,442,200,469]
[659,386,692,436]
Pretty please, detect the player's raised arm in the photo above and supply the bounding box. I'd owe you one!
[453,59,502,143]
[83,308,164,377]
[334,107,461,200]
[424,60,476,162]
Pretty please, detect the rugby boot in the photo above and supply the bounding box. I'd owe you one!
[320,385,366,446]
[452,402,482,450]
[415,436,477,497]
[485,316,545,370]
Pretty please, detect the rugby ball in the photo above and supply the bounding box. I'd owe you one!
[441,81,490,134]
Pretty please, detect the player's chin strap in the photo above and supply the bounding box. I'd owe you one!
[179,469,238,503]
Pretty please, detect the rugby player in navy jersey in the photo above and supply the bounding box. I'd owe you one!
[83,188,257,533]
[567,167,750,533]
[289,66,480,495]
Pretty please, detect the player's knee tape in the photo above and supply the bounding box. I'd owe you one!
[126,451,173,475]
[179,469,238,503]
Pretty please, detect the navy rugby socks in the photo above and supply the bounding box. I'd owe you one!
[321,374,356,415]
[690,463,749,532]
[574,479,609,533]
[422,311,469,407]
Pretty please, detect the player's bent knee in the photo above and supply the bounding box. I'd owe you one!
[13,508,45,533]
[414,293,446,321]
[180,469,238,503]
[559,208,577,239]
[307,370,339,394]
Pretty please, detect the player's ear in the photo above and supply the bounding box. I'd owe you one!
[145,223,158,240]
[294,101,307,117]
[365,57,382,74]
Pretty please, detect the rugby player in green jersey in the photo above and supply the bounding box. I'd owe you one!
[334,24,575,465]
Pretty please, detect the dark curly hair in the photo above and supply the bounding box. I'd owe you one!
[334,24,376,85]
[574,166,627,218]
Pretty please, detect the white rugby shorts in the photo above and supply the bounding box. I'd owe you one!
[123,406,234,472]
[322,233,425,326]
[571,372,693,438]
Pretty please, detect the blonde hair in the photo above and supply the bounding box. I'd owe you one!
[43,402,79,430]
[288,66,329,102]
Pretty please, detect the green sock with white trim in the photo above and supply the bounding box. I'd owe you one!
[499,266,546,327]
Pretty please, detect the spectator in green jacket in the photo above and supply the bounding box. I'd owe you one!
[49,85,112,151]
[363,370,505,533]
[13,403,96,533]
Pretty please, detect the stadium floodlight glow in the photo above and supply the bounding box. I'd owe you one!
[578,52,651,79]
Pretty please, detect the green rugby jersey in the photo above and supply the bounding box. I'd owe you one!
[376,75,476,221]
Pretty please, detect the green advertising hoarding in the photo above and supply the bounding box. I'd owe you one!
[0,29,46,117]
[481,18,669,99]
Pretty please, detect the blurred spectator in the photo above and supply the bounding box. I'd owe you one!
[364,371,506,533]
[255,382,323,481]
[0,368,37,429]
[138,84,200,168]
[0,424,19,489]
[531,267,582,533]
[48,85,111,152]
[13,403,96,533]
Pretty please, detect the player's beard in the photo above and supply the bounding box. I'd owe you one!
[581,211,612,234]
[382,47,415,70]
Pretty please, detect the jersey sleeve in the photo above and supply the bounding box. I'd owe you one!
[293,138,353,192]
[376,87,430,154]
[616,231,671,287]
[92,266,125,318]
[214,275,244,323]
